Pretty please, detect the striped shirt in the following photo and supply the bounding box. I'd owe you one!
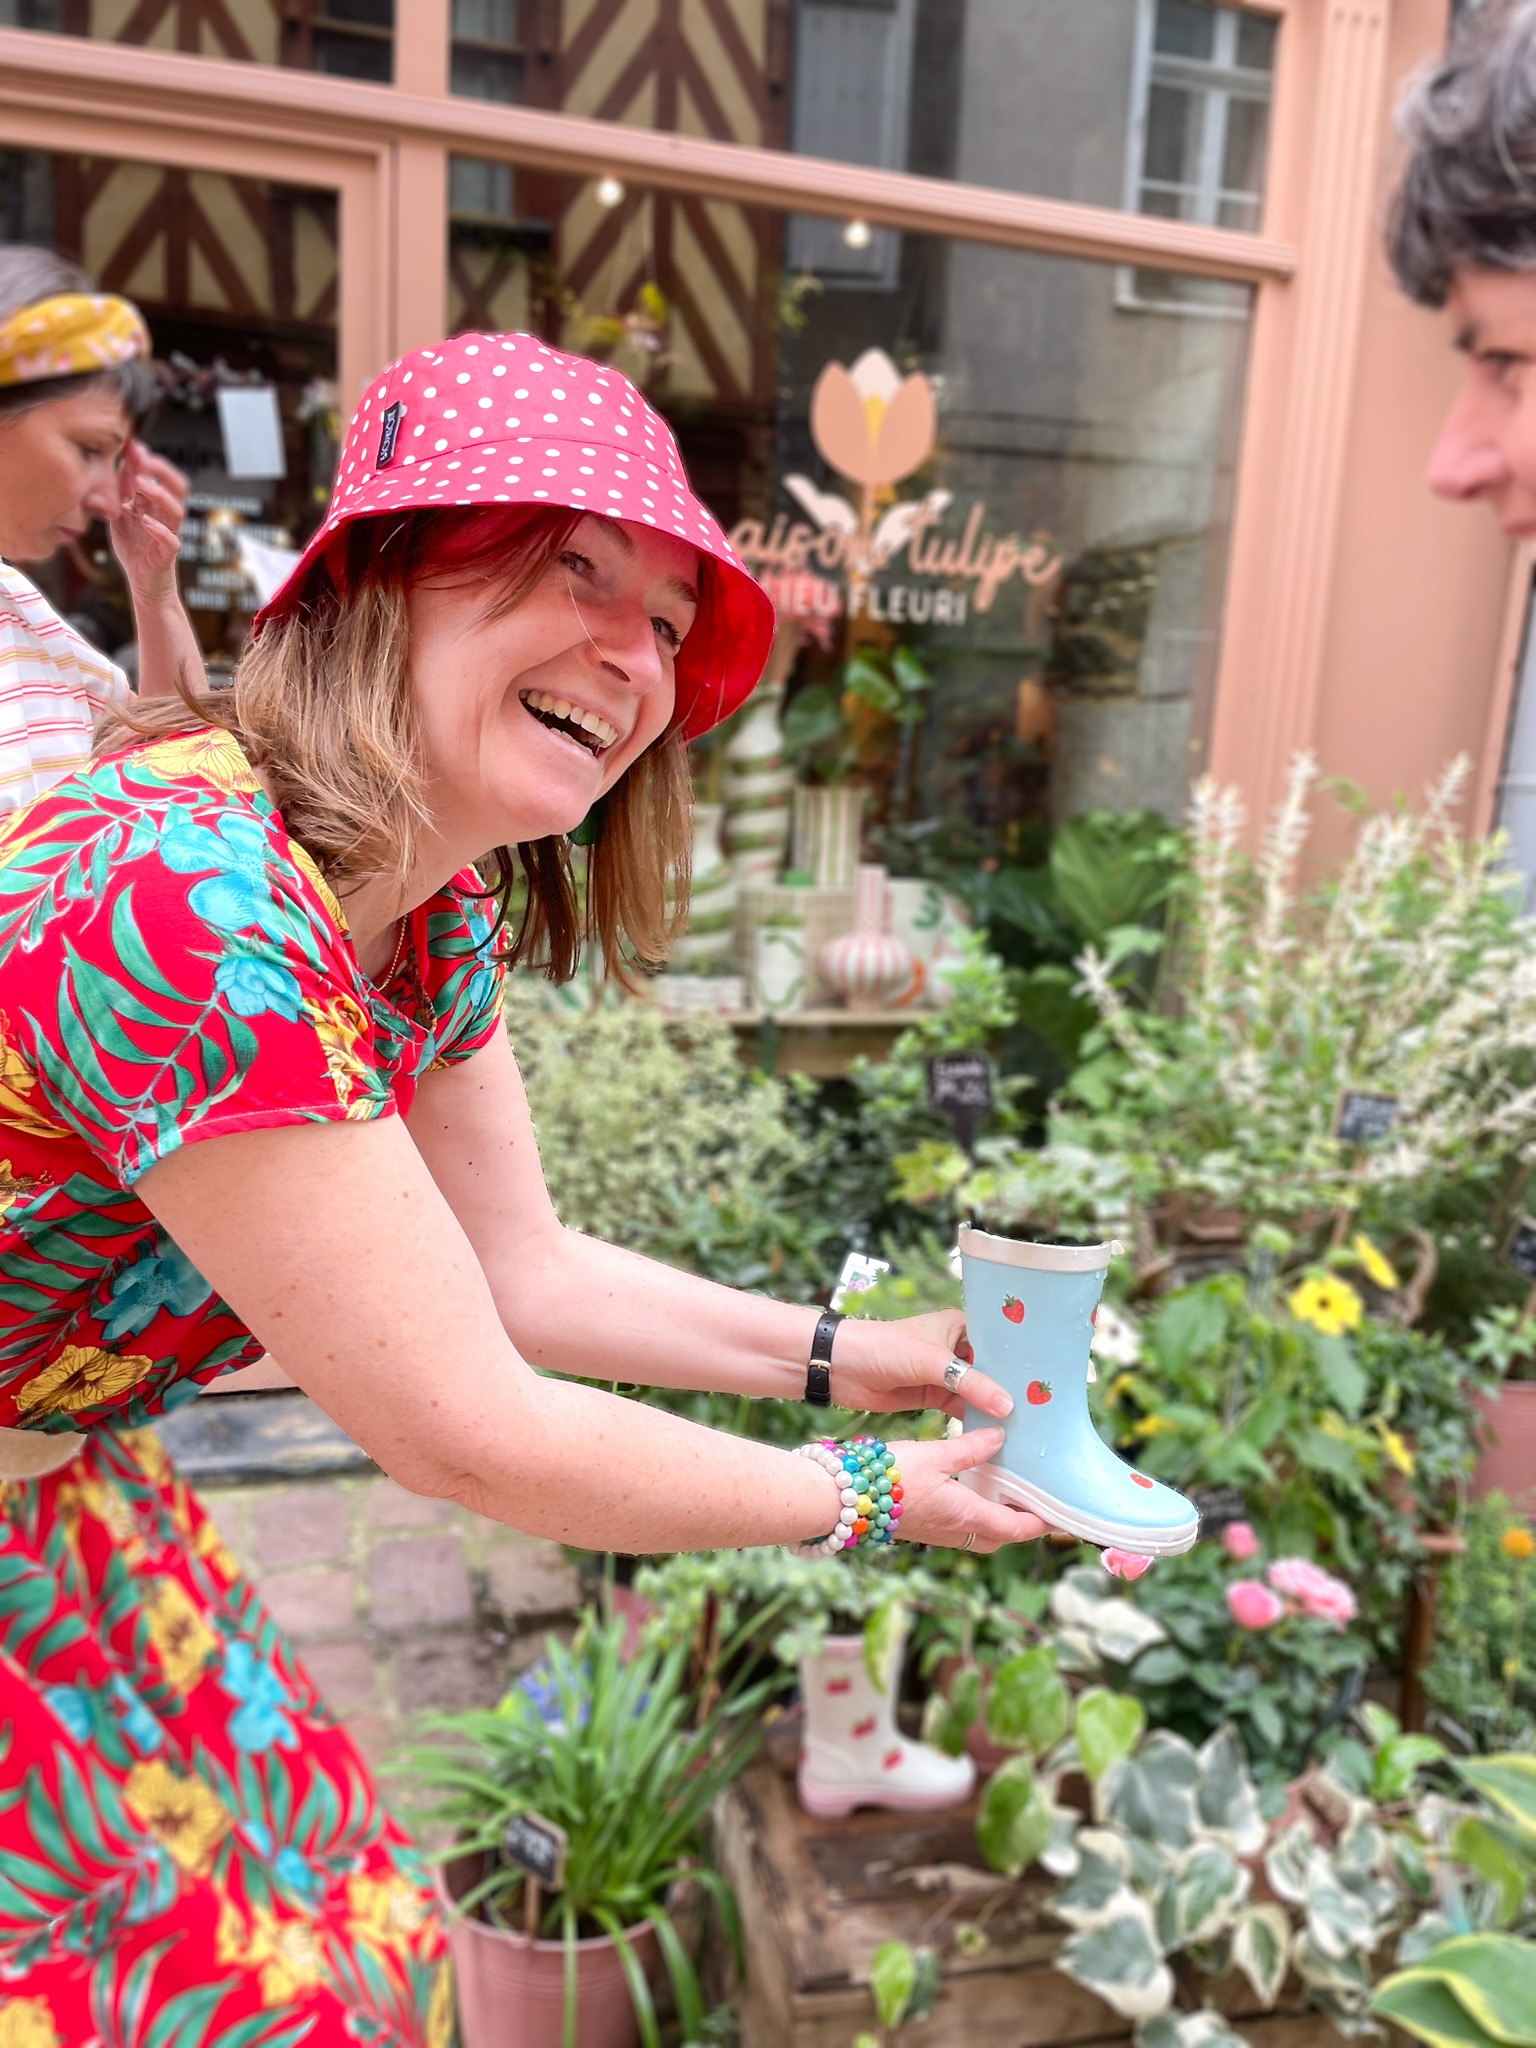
[0,561,129,813]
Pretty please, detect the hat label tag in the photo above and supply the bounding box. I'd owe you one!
[376,401,403,468]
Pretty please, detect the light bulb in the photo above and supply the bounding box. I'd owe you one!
[842,218,873,250]
[594,176,626,209]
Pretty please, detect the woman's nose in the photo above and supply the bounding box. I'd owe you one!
[1427,387,1507,502]
[81,461,125,524]
[587,599,670,695]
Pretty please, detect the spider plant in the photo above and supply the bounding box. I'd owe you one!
[393,1608,772,2048]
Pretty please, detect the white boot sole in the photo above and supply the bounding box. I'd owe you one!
[797,1771,974,1819]
[961,1465,1200,1556]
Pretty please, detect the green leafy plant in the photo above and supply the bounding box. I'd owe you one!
[394,1612,765,2048]
[1423,1494,1536,1753]
[782,646,933,789]
[853,1938,942,2048]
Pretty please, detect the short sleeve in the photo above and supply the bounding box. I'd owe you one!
[5,770,397,1188]
[422,876,506,1070]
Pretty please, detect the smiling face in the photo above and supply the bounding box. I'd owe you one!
[0,381,132,562]
[1427,268,1536,535]
[406,512,701,851]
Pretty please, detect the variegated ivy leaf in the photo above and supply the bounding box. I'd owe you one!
[1053,1626,1104,1676]
[1136,2009,1252,2048]
[1306,1866,1383,1962]
[1058,1894,1177,2021]
[1053,1829,1135,1930]
[1230,1904,1291,2009]
[1293,1929,1373,2000]
[1393,1910,1459,1968]
[1159,1840,1250,1949]
[1051,1566,1114,1629]
[1100,1730,1201,1848]
[1263,1822,1318,1906]
[1195,1728,1265,1858]
[1040,1803,1083,1879]
[1049,1571,1168,1667]
[1335,1819,1386,1876]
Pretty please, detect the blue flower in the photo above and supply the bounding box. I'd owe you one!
[213,954,304,1022]
[241,1818,274,1858]
[102,1237,212,1341]
[43,1685,92,1743]
[109,1675,165,1755]
[160,811,284,939]
[219,1639,299,1754]
[273,1844,322,1906]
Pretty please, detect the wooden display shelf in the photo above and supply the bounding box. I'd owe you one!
[711,1757,1327,2048]
[719,1008,915,1078]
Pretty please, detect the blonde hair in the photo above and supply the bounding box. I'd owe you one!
[98,505,693,982]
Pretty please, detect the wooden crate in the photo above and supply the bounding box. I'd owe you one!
[711,1758,1334,2048]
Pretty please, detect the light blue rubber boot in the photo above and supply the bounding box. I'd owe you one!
[959,1226,1199,1557]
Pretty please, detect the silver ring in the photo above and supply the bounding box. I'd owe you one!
[942,1357,971,1394]
[962,1530,977,1551]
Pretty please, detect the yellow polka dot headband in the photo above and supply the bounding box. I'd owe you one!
[0,292,150,391]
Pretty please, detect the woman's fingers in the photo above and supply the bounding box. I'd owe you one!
[953,1361,1011,1420]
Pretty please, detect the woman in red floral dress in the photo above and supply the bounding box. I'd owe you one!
[0,332,1038,2046]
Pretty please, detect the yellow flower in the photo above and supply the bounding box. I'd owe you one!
[1379,1425,1417,1478]
[143,1575,219,1693]
[193,1514,241,1581]
[1131,1415,1176,1439]
[1352,1234,1399,1291]
[0,1014,63,1144]
[138,727,260,796]
[426,1961,455,2048]
[305,994,377,1118]
[1287,1275,1365,1338]
[118,1425,170,1487]
[124,1759,233,1874]
[288,840,345,927]
[1501,1525,1535,1561]
[215,1893,249,1967]
[0,1997,61,2048]
[346,1872,427,1954]
[14,1345,155,1419]
[243,1903,325,2007]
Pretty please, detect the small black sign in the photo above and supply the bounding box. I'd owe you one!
[1189,1485,1247,1533]
[1506,1217,1536,1282]
[376,400,403,468]
[927,1053,993,1156]
[1332,1090,1399,1148]
[503,1811,566,1890]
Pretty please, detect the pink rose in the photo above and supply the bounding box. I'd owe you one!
[1266,1557,1357,1628]
[1227,1580,1285,1630]
[1102,1549,1153,1581]
[1221,1521,1259,1561]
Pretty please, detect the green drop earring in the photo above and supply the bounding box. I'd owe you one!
[569,800,606,848]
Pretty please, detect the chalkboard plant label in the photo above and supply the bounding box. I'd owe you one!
[502,1811,567,1891]
[1505,1217,1536,1283]
[927,1052,994,1155]
[1332,1090,1400,1148]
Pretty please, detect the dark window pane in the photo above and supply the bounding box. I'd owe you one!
[0,1,62,25]
[450,155,516,218]
[453,0,519,40]
[1143,83,1199,187]
[1235,12,1279,73]
[1154,0,1217,61]
[1139,185,1189,222]
[313,30,392,79]
[1216,193,1261,231]
[321,0,392,25]
[451,46,524,101]
[1221,96,1269,195]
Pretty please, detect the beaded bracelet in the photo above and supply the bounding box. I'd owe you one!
[792,1435,904,1558]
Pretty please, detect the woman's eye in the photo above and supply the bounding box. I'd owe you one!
[559,550,596,578]
[653,616,682,651]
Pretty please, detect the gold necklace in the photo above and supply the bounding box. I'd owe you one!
[384,915,407,983]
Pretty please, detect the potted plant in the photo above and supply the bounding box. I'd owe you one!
[1467,1307,1536,1513]
[395,1612,765,2048]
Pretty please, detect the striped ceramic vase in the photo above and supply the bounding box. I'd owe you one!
[819,864,913,1013]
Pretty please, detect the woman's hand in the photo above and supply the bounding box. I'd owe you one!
[886,1428,1050,1553]
[831,1308,1011,1422]
[108,442,189,605]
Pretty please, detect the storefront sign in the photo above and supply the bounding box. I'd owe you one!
[728,349,1063,625]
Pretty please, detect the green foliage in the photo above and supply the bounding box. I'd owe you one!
[781,647,933,787]
[1423,1494,1536,1754]
[392,1612,763,2048]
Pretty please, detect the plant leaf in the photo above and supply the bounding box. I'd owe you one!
[1076,1690,1146,1784]
[1058,1894,1176,2021]
[976,1755,1051,1879]
[870,1939,918,2030]
[985,1646,1070,1755]
[1231,1904,1291,2008]
[1371,1972,1510,2048]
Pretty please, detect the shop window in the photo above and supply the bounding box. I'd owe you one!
[0,0,393,75]
[787,0,916,290]
[451,0,524,104]
[1121,0,1277,313]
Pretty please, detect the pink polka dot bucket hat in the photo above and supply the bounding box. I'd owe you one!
[253,331,776,741]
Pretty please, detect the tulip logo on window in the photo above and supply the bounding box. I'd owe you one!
[729,347,1062,628]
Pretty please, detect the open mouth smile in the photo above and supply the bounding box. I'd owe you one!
[519,689,621,757]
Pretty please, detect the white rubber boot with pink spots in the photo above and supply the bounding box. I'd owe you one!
[796,1631,975,1818]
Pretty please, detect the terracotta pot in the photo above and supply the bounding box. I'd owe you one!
[1473,1382,1536,1512]
[440,1855,660,2048]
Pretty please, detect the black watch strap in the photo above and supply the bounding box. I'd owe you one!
[805,1309,843,1406]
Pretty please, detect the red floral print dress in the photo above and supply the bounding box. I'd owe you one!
[0,727,506,2046]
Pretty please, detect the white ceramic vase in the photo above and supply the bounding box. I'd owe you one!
[819,864,913,1013]
[791,785,867,891]
[723,686,794,886]
[671,801,738,972]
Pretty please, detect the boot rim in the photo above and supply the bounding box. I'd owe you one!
[959,1226,1121,1274]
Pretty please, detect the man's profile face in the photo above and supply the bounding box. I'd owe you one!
[1430,267,1536,534]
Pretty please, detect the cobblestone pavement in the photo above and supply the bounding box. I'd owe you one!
[199,1471,584,1768]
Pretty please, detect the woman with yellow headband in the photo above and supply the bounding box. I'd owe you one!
[0,246,200,811]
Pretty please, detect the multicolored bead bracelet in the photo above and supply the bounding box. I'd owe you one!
[792,1436,904,1558]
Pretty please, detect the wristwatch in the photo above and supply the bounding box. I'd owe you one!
[804,1309,843,1406]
